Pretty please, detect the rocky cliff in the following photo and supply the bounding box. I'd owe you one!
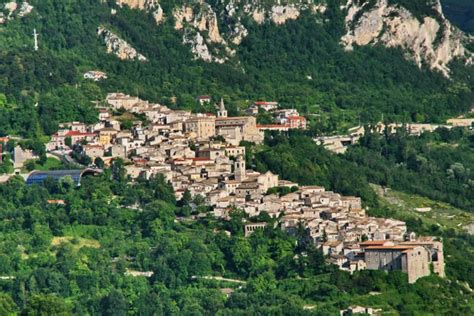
[171,1,327,63]
[0,1,34,24]
[341,0,473,77]
[174,2,228,63]
[116,0,164,23]
[111,1,326,63]
[110,0,472,76]
[97,27,148,61]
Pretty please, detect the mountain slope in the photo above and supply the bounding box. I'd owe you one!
[342,0,472,77]
[116,0,472,76]
[0,0,473,138]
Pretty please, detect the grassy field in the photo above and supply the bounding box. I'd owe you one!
[372,184,474,233]
[51,236,100,250]
[21,157,63,173]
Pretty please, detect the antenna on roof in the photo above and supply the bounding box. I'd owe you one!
[33,28,39,51]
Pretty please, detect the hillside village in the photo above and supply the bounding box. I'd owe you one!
[0,0,473,314]
[0,93,449,284]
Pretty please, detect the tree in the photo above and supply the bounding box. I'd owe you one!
[307,246,326,275]
[226,209,246,236]
[23,294,72,315]
[112,158,127,183]
[99,290,128,316]
[94,157,105,169]
[149,175,176,205]
[64,136,72,148]
[0,293,16,315]
[0,93,7,108]
[180,189,192,206]
[121,120,133,130]
[24,160,36,172]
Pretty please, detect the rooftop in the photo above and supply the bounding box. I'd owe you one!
[26,169,102,186]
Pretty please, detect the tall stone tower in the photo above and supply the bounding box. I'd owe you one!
[217,98,227,118]
[234,155,246,182]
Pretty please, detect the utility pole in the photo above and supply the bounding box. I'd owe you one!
[33,28,39,51]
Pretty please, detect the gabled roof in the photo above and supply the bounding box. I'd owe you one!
[64,130,95,137]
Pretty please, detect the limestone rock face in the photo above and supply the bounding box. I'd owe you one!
[174,2,227,63]
[172,0,326,63]
[116,0,156,10]
[1,1,33,23]
[116,0,164,24]
[4,2,18,13]
[183,31,225,63]
[174,3,223,43]
[229,22,248,45]
[341,0,473,77]
[270,5,301,25]
[105,0,472,73]
[97,27,147,62]
[152,5,164,24]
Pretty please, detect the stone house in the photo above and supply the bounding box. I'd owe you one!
[184,116,216,140]
[244,222,267,237]
[361,241,431,283]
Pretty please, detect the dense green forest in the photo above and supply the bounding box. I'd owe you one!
[253,131,379,206]
[0,0,473,139]
[442,0,474,33]
[0,168,472,315]
[345,127,474,212]
[252,128,473,213]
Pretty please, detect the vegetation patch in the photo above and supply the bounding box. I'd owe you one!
[51,236,101,250]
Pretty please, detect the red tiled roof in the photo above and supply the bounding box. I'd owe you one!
[132,157,148,163]
[65,130,95,137]
[288,116,306,121]
[257,124,290,128]
[359,241,386,246]
[365,246,415,250]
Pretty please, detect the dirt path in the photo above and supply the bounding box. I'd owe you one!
[191,275,247,284]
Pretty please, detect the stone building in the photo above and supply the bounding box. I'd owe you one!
[106,93,140,110]
[244,222,267,237]
[215,116,263,143]
[184,116,216,139]
[401,238,445,278]
[361,241,431,283]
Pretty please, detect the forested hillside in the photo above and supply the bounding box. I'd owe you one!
[0,170,472,314]
[0,1,473,314]
[251,130,474,288]
[345,126,474,212]
[0,0,473,139]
